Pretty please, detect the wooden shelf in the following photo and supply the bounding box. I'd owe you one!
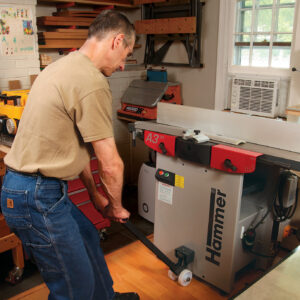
[39,42,141,49]
[37,0,137,8]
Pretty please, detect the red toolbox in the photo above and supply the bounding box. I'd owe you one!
[68,157,110,230]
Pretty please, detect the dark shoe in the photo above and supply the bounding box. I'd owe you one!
[113,292,140,300]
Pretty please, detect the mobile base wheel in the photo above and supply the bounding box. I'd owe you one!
[178,269,192,286]
[168,269,178,281]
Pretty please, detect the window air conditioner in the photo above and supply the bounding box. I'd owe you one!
[231,76,279,118]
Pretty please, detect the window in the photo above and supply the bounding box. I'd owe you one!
[233,0,296,68]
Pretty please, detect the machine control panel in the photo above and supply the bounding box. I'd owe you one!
[155,169,175,186]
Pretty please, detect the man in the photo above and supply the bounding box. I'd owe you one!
[1,10,139,300]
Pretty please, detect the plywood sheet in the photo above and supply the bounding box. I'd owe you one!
[135,17,196,34]
[157,103,300,153]
[54,10,106,17]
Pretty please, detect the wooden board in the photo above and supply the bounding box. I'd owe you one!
[157,103,300,153]
[37,0,136,8]
[0,233,19,253]
[39,39,85,48]
[37,17,93,27]
[134,17,196,34]
[55,10,104,14]
[39,32,87,39]
[55,28,88,33]
[38,16,95,23]
[53,9,108,17]
[0,214,10,238]
[54,13,99,17]
[37,20,92,26]
[133,0,166,4]
[38,39,141,49]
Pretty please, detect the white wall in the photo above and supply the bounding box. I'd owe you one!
[0,0,40,90]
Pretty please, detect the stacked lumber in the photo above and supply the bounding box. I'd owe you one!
[37,13,94,49]
[37,7,142,50]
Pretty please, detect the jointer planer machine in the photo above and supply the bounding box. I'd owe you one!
[131,104,300,293]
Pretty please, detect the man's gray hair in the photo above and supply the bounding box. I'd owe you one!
[88,10,135,46]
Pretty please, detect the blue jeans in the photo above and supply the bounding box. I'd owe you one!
[1,169,114,300]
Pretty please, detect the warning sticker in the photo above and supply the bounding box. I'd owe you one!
[158,182,173,205]
[175,174,184,188]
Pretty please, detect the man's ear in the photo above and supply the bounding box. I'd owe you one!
[113,33,125,49]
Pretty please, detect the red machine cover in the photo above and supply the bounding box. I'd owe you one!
[144,130,176,156]
[210,145,262,174]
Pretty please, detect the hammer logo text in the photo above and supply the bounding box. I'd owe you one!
[205,188,226,266]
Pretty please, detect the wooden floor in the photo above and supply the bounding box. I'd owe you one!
[8,235,265,300]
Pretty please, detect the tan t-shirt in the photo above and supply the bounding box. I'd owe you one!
[5,51,113,180]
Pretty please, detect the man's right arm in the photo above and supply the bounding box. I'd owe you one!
[92,137,129,223]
